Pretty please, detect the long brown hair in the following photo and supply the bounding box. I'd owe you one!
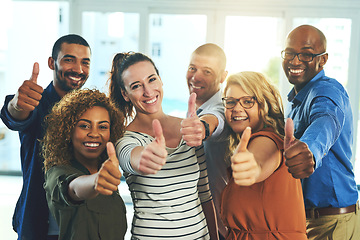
[108,52,159,124]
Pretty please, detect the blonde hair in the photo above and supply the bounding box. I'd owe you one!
[223,71,285,153]
[42,89,125,171]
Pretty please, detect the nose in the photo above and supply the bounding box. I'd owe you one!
[232,101,245,112]
[289,54,302,65]
[87,128,100,138]
[143,83,154,96]
[191,73,196,80]
[72,61,84,74]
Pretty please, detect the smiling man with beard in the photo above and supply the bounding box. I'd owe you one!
[0,34,91,240]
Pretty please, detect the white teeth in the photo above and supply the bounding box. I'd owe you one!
[84,142,100,147]
[191,83,202,89]
[145,98,156,104]
[233,116,247,121]
[69,76,81,81]
[289,69,304,74]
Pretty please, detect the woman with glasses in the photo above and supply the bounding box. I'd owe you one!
[220,71,307,240]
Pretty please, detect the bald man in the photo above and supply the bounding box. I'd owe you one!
[181,43,230,239]
[282,24,359,239]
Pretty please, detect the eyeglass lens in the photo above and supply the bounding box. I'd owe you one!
[281,51,319,62]
[223,97,255,109]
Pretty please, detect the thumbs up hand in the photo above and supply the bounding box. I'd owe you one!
[135,119,168,175]
[181,93,204,147]
[284,118,315,179]
[231,127,261,186]
[94,142,122,195]
[9,62,44,116]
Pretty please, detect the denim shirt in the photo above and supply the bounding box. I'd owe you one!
[1,82,60,239]
[286,70,358,209]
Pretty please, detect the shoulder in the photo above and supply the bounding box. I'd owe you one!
[251,128,283,150]
[309,76,349,101]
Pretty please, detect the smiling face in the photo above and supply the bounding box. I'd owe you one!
[186,53,225,106]
[282,25,328,93]
[49,42,91,97]
[121,61,163,115]
[224,84,263,135]
[71,106,110,165]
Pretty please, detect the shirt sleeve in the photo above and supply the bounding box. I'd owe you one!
[44,166,84,208]
[0,95,36,131]
[115,133,144,175]
[195,144,212,203]
[199,105,227,140]
[300,96,345,170]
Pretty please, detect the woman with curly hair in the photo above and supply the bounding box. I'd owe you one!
[220,71,307,240]
[42,89,127,240]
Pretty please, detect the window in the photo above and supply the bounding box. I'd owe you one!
[82,12,140,93]
[152,43,162,57]
[149,14,207,117]
[224,16,284,87]
[0,1,67,173]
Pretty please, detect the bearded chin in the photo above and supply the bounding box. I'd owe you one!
[54,65,84,92]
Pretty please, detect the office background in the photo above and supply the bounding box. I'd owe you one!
[0,0,360,239]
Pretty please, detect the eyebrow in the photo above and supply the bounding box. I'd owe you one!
[129,74,157,88]
[63,54,90,62]
[78,119,110,124]
[63,54,76,59]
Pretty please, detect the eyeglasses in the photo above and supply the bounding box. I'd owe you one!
[281,50,327,62]
[222,96,256,109]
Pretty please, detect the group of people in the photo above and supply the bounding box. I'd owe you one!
[1,24,359,240]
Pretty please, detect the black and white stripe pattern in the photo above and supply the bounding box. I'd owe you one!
[116,131,212,239]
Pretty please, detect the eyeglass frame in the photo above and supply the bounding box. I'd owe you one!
[222,96,257,109]
[281,50,327,62]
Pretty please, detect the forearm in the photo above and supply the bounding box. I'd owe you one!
[301,114,341,169]
[199,114,219,139]
[202,200,219,240]
[68,174,99,201]
[7,98,31,120]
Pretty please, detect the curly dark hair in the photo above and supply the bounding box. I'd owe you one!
[42,89,125,171]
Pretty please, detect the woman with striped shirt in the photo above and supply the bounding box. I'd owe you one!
[108,52,218,240]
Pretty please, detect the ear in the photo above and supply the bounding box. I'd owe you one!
[319,53,328,68]
[48,57,55,70]
[121,89,130,102]
[220,70,228,84]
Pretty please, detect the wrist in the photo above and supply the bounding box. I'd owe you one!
[200,120,210,141]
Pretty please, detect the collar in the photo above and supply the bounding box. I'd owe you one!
[71,159,91,175]
[197,90,222,112]
[287,70,325,104]
[43,81,61,103]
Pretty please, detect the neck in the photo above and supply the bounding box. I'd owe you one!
[53,82,68,98]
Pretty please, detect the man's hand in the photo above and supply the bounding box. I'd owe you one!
[284,118,315,179]
[135,119,168,175]
[231,127,260,186]
[180,93,204,147]
[8,62,44,120]
[95,142,122,195]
